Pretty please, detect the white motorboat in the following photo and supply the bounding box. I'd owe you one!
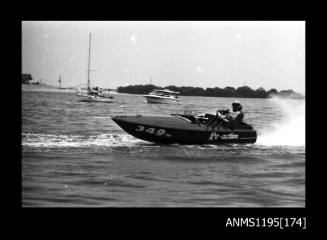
[144,89,180,104]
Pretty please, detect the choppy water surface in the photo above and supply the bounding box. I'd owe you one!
[22,91,305,207]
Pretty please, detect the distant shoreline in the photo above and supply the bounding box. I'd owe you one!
[22,84,119,94]
[117,84,305,100]
[22,83,304,100]
[22,84,76,93]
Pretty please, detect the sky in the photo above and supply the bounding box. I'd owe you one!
[22,21,305,93]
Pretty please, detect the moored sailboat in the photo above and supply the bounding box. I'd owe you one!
[76,33,113,103]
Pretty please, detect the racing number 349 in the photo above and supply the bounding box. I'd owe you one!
[135,126,171,138]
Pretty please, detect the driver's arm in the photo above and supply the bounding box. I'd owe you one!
[217,112,229,122]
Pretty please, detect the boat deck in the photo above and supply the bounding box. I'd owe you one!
[113,115,251,132]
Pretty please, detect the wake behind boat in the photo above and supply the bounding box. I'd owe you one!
[112,112,257,144]
[144,89,180,103]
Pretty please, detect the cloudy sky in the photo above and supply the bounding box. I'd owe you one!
[22,21,305,93]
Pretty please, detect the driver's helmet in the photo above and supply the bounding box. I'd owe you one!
[232,100,243,111]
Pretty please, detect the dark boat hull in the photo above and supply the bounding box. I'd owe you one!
[112,115,257,144]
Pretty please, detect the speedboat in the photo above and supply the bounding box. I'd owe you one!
[112,112,257,144]
[144,89,180,103]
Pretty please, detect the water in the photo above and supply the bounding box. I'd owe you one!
[22,91,305,207]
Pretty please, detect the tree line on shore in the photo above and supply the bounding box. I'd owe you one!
[117,84,304,99]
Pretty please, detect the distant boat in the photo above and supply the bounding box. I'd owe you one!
[76,33,113,103]
[58,74,66,89]
[144,89,180,104]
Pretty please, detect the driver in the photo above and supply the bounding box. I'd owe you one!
[217,100,244,124]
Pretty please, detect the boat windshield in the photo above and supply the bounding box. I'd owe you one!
[150,89,179,97]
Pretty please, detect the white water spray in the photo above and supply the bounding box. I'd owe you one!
[257,97,305,146]
[22,133,145,148]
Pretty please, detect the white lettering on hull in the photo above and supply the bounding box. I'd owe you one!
[135,125,172,138]
[209,132,239,141]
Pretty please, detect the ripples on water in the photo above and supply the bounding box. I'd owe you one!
[22,91,305,207]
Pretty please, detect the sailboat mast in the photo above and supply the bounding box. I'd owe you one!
[87,33,92,91]
[58,74,62,88]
